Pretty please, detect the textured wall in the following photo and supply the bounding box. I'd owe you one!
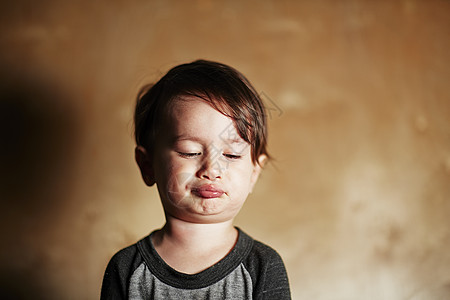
[1,0,449,299]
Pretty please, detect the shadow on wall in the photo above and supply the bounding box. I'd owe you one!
[0,64,80,299]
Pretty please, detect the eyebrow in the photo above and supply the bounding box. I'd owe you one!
[226,138,246,144]
[173,135,203,143]
[173,135,246,144]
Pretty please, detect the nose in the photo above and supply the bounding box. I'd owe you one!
[197,155,222,181]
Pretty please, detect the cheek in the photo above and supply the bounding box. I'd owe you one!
[165,159,198,189]
[167,172,193,193]
[160,164,195,207]
[226,166,255,194]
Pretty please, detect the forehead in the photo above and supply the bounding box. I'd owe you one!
[167,96,244,143]
[169,94,227,116]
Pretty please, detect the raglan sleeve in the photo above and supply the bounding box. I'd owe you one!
[100,245,139,300]
[261,250,291,299]
[245,241,291,300]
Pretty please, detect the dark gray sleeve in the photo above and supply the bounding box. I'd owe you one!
[244,241,291,300]
[261,252,291,299]
[100,244,142,300]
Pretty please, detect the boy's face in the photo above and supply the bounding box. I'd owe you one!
[137,96,264,224]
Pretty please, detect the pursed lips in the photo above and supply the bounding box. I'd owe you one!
[191,184,225,199]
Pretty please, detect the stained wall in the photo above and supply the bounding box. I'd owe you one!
[1,1,449,299]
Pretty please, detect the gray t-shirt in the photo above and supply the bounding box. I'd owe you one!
[101,228,291,299]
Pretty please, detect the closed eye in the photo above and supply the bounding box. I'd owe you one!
[178,152,201,158]
[223,153,242,160]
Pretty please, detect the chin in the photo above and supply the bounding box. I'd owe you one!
[198,198,224,213]
[181,209,237,224]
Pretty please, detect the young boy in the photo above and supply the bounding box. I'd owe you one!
[101,60,291,299]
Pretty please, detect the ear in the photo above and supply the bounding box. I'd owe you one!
[249,154,267,192]
[135,146,156,186]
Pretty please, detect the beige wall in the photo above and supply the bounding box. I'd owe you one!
[1,0,449,299]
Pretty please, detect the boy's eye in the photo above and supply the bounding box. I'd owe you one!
[223,153,242,160]
[178,152,201,158]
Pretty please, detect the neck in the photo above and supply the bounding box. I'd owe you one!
[151,215,239,274]
[156,215,238,250]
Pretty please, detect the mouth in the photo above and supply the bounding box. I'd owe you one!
[191,184,225,199]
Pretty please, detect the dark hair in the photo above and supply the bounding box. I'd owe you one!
[134,60,269,165]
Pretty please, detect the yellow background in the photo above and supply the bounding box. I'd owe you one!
[1,0,449,299]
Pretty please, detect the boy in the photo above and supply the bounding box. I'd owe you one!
[101,60,291,299]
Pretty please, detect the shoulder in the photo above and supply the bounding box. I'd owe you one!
[243,236,287,274]
[100,238,147,299]
[108,242,139,264]
[237,229,284,268]
[252,239,284,260]
[239,230,291,299]
[104,241,144,279]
